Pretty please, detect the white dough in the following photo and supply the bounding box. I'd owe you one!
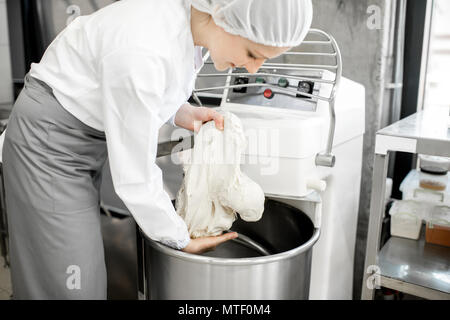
[176,111,265,238]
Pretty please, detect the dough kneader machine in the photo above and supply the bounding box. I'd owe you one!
[132,29,366,300]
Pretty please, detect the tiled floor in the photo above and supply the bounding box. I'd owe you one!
[0,256,11,300]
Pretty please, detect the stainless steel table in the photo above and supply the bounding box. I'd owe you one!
[361,106,450,300]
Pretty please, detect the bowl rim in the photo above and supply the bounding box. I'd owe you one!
[142,227,320,266]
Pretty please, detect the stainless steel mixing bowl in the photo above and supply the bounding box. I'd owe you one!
[139,199,320,300]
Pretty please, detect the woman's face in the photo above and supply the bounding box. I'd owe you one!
[208,27,290,74]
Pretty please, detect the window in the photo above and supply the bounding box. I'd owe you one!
[423,0,450,109]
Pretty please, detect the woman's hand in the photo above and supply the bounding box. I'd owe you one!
[182,232,238,254]
[174,103,224,132]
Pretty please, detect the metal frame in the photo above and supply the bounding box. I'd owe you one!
[193,29,343,168]
[361,108,450,300]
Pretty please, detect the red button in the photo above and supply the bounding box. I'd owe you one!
[263,89,274,99]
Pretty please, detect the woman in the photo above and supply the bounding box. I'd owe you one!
[2,0,312,299]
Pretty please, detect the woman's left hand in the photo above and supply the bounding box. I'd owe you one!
[182,232,238,254]
[174,103,224,132]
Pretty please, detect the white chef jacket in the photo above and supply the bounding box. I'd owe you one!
[28,0,200,249]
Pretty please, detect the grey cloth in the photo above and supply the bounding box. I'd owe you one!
[2,74,108,299]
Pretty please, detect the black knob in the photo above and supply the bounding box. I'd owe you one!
[233,77,249,93]
[297,81,314,98]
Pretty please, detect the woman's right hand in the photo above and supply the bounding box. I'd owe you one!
[174,103,224,132]
[182,232,238,254]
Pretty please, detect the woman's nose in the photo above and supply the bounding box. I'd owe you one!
[246,59,265,74]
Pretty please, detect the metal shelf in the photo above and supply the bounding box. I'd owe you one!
[378,230,450,300]
[362,106,450,300]
[375,106,450,157]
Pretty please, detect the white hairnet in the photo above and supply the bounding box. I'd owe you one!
[191,0,313,47]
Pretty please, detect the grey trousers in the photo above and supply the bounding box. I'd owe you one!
[2,74,108,299]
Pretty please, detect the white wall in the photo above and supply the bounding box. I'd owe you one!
[310,0,393,299]
[0,0,13,111]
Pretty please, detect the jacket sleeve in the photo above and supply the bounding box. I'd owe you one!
[99,48,191,250]
[167,112,178,127]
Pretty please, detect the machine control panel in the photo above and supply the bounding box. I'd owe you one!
[225,69,322,112]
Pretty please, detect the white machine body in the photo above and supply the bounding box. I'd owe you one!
[217,75,365,299]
